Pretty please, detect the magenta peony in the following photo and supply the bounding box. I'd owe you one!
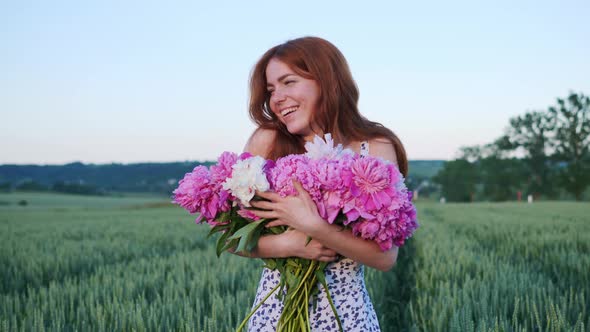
[269,154,321,201]
[172,165,231,223]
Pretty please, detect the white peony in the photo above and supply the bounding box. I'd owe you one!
[222,156,270,207]
[304,133,353,160]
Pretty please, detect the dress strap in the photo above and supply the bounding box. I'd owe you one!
[360,141,369,157]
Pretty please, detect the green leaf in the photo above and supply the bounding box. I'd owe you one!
[217,211,232,222]
[267,225,285,235]
[315,269,326,285]
[228,220,264,241]
[287,259,301,269]
[264,258,277,270]
[246,223,265,252]
[221,238,239,253]
[215,230,232,257]
[207,223,231,238]
[231,220,265,253]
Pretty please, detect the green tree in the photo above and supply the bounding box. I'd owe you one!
[477,157,527,201]
[432,159,478,202]
[0,182,11,192]
[498,111,555,198]
[548,92,590,201]
[458,144,526,201]
[15,180,48,191]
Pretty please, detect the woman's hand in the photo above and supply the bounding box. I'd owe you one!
[278,228,338,262]
[250,180,323,234]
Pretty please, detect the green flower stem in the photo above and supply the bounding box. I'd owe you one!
[288,262,316,331]
[304,277,310,332]
[279,263,315,331]
[318,276,343,332]
[291,261,316,296]
[278,294,299,329]
[245,258,341,332]
[298,313,306,332]
[236,283,280,332]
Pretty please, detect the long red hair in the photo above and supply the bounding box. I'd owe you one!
[249,36,408,177]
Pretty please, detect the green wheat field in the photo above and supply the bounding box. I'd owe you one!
[1,192,588,331]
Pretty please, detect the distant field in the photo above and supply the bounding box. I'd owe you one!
[0,193,588,331]
[0,192,169,210]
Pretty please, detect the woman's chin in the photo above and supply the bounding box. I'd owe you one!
[285,125,305,136]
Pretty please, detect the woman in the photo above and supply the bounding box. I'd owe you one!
[241,36,408,331]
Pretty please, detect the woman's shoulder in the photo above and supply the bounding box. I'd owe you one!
[244,127,277,157]
[361,137,398,165]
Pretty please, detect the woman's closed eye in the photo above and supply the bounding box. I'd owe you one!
[284,80,296,86]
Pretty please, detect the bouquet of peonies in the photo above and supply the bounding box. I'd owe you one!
[172,134,418,332]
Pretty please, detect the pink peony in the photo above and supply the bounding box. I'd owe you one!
[210,151,239,183]
[172,165,231,223]
[351,218,380,239]
[173,151,243,224]
[342,156,404,222]
[237,208,261,221]
[269,154,320,200]
[310,154,354,223]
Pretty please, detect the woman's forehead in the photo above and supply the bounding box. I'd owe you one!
[266,58,314,83]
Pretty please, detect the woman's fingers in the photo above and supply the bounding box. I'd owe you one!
[255,190,282,201]
[322,248,338,257]
[250,200,274,210]
[317,251,338,262]
[318,255,338,262]
[292,179,313,202]
[250,209,278,220]
[292,179,306,195]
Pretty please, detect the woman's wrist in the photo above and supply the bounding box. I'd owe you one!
[274,232,289,258]
[304,215,332,240]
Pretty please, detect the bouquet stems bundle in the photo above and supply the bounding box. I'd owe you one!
[237,258,341,332]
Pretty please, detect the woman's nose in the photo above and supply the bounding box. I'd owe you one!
[270,89,286,104]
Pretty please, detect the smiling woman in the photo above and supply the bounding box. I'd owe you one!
[239,36,410,331]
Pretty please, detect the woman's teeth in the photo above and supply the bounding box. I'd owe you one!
[281,106,298,117]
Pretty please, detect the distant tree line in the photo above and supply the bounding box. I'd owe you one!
[0,161,213,195]
[433,92,590,202]
[1,180,105,195]
[1,160,443,197]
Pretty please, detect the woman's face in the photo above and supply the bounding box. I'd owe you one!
[265,58,321,141]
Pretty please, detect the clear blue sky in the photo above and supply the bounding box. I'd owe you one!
[1,0,589,164]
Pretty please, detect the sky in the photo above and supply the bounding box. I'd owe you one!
[1,0,589,164]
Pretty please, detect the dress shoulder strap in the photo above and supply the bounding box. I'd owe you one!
[360,141,369,157]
